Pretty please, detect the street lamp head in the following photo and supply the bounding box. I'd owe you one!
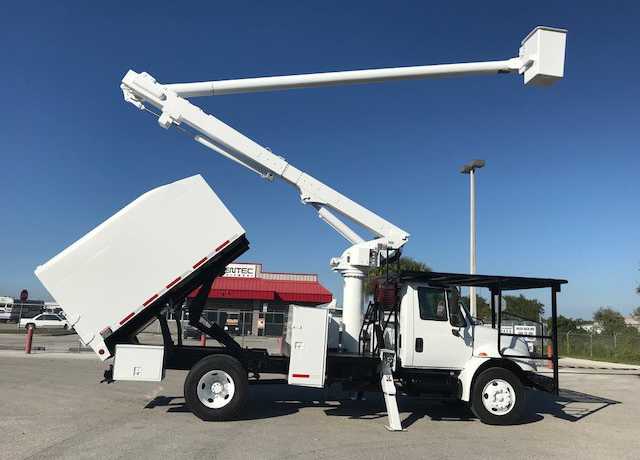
[460,159,485,174]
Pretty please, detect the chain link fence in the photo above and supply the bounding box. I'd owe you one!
[143,309,289,355]
[560,332,640,365]
[1,303,290,355]
[10,301,637,364]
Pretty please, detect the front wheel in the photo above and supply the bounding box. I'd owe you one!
[471,367,525,425]
[184,354,248,421]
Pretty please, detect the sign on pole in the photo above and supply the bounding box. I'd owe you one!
[513,325,537,342]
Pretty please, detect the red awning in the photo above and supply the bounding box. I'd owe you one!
[190,277,333,305]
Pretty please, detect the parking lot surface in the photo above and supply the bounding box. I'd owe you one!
[1,352,639,460]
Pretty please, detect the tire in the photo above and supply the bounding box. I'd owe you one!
[471,367,525,425]
[184,354,248,421]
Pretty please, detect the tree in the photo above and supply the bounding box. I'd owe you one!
[593,307,627,335]
[460,295,491,321]
[365,256,430,295]
[502,294,545,321]
[551,315,581,334]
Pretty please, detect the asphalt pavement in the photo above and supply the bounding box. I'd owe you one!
[1,352,639,460]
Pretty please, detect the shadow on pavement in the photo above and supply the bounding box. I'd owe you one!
[144,395,191,413]
[145,385,480,426]
[144,384,619,426]
[529,387,620,422]
[327,396,480,428]
[145,384,327,420]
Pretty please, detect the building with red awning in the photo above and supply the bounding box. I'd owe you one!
[186,263,333,337]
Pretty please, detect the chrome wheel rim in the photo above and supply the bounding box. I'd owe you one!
[481,378,515,416]
[197,370,235,409]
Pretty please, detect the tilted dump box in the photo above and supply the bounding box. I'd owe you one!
[35,175,247,360]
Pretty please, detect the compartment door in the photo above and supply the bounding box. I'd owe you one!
[287,306,328,388]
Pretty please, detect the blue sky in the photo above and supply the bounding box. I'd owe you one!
[1,1,638,319]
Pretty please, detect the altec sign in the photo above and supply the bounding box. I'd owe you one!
[223,263,258,278]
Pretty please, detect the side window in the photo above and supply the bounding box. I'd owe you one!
[417,287,448,321]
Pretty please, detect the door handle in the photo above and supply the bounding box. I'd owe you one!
[415,337,423,352]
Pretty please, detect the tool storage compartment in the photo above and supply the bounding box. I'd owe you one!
[113,344,165,382]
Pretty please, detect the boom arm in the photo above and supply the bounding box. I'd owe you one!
[122,70,409,252]
[155,26,567,98]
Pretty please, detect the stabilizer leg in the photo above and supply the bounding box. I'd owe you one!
[380,349,403,431]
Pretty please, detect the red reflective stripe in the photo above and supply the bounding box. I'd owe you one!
[291,373,310,378]
[143,294,159,306]
[119,312,135,325]
[193,257,208,269]
[166,277,182,289]
[215,240,230,252]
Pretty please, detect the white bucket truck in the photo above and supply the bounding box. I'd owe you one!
[35,26,568,430]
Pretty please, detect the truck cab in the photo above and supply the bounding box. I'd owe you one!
[397,283,533,370]
[398,283,474,370]
[363,271,563,425]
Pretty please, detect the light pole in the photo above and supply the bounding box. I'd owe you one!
[461,160,485,317]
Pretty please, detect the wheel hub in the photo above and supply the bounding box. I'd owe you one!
[482,378,515,416]
[197,370,236,409]
[211,382,224,393]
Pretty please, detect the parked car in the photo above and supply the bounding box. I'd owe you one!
[19,313,69,330]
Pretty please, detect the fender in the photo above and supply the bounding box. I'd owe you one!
[458,356,536,401]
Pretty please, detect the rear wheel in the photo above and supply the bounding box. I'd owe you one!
[471,367,525,425]
[184,355,248,421]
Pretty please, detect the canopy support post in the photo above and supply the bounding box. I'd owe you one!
[490,288,496,329]
[551,285,560,395]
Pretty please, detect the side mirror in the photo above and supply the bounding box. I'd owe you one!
[451,315,466,328]
[451,328,461,337]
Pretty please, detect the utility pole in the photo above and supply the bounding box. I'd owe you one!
[461,160,485,317]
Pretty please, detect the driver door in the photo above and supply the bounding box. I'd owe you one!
[410,286,473,369]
